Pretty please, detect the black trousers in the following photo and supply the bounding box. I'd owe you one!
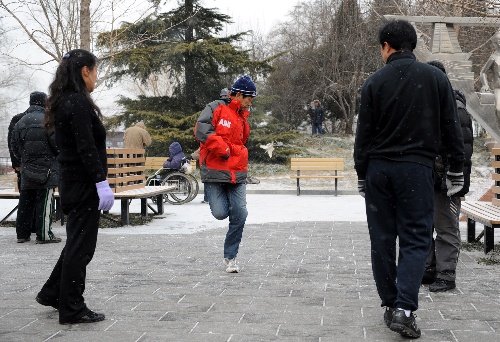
[365,159,434,312]
[38,181,100,323]
[16,188,55,240]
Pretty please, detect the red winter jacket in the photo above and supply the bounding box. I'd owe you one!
[195,99,250,184]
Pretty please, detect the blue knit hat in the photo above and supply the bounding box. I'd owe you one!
[231,74,257,97]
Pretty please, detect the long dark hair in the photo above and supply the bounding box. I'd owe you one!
[44,49,102,131]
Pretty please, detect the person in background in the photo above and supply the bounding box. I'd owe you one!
[163,141,186,170]
[11,91,61,244]
[354,20,464,338]
[195,75,256,273]
[123,120,152,149]
[36,49,114,325]
[310,100,325,135]
[422,60,474,292]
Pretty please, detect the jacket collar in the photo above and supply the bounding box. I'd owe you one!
[386,50,415,64]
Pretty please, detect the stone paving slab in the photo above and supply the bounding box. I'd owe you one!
[1,221,500,341]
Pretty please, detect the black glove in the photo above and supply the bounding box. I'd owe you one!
[358,179,366,198]
[446,171,464,197]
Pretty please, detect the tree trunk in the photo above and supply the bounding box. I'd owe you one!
[184,0,196,111]
[80,0,91,50]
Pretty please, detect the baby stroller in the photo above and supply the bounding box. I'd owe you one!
[146,157,199,205]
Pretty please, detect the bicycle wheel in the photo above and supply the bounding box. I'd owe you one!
[161,172,193,205]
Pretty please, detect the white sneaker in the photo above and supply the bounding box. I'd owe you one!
[224,258,239,273]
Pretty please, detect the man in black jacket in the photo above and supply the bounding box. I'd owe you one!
[354,20,465,338]
[11,92,61,244]
[422,61,474,292]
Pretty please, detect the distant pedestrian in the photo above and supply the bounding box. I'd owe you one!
[36,49,114,325]
[195,75,256,273]
[123,121,152,149]
[310,100,325,134]
[354,20,464,338]
[11,91,61,244]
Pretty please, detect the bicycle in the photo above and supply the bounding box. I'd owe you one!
[146,159,199,205]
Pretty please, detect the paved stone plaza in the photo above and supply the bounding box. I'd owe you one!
[1,219,500,342]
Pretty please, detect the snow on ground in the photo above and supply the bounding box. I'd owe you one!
[0,193,368,236]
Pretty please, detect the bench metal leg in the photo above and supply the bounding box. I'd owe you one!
[335,171,338,197]
[121,199,130,226]
[467,218,476,243]
[156,195,164,215]
[141,198,148,218]
[296,170,300,196]
[484,224,497,254]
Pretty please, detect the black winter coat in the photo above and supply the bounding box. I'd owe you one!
[354,51,465,179]
[10,105,59,190]
[434,90,473,197]
[54,92,108,183]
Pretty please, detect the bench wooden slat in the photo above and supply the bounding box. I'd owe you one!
[461,202,500,224]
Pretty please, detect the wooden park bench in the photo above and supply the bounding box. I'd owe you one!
[290,157,344,196]
[459,147,500,254]
[460,201,500,255]
[0,148,175,226]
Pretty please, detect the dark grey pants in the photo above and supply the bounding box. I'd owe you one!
[426,190,461,281]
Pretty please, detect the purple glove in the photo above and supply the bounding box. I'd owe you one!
[96,180,114,211]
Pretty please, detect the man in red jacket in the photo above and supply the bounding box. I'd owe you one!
[195,75,257,273]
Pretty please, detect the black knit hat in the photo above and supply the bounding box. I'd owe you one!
[29,91,47,107]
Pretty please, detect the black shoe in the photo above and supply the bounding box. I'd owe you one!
[36,236,62,244]
[390,309,421,338]
[17,238,31,243]
[421,268,436,285]
[429,278,456,292]
[60,311,105,324]
[36,295,58,310]
[384,307,394,328]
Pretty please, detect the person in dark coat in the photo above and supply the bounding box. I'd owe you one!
[11,91,61,244]
[422,61,474,292]
[353,20,465,338]
[163,141,186,169]
[36,49,114,325]
[310,100,325,134]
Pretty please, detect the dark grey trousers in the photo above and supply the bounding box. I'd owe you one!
[426,190,461,281]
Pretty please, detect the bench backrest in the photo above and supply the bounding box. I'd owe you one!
[290,157,344,171]
[145,157,197,171]
[145,157,166,171]
[107,148,146,193]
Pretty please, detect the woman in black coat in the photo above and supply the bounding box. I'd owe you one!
[36,49,114,324]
